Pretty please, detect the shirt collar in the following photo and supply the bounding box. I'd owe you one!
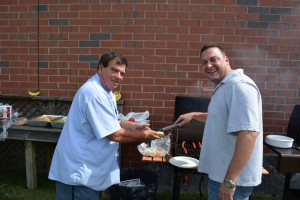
[94,73,110,92]
[211,69,244,95]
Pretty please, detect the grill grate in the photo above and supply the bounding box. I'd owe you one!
[171,121,204,159]
[172,120,204,159]
[174,141,201,159]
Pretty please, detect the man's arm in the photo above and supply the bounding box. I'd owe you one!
[108,119,160,143]
[192,112,208,122]
[174,112,208,126]
[118,119,149,130]
[219,130,258,199]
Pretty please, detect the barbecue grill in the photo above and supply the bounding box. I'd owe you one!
[274,105,300,200]
[170,96,210,200]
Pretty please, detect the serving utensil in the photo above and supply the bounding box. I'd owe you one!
[158,123,179,132]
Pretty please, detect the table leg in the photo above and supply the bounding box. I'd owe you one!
[46,143,55,171]
[25,141,37,189]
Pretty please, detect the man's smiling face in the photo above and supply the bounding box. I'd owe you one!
[200,47,232,84]
[99,59,126,92]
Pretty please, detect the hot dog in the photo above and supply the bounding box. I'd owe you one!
[182,141,187,154]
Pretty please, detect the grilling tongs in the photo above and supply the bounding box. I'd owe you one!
[158,123,179,132]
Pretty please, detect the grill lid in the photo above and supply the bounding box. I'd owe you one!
[173,96,210,122]
[287,105,300,144]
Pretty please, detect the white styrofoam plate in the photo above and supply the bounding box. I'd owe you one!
[265,135,294,148]
[169,156,199,169]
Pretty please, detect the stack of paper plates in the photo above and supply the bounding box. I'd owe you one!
[265,135,294,148]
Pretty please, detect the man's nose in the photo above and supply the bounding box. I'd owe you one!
[204,63,213,71]
[116,72,122,79]
[207,60,214,67]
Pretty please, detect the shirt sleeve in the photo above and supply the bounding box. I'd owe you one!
[85,97,121,139]
[226,82,261,133]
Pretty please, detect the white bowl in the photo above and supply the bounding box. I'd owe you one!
[265,135,294,148]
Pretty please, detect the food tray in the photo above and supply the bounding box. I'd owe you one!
[50,116,67,129]
[27,115,65,127]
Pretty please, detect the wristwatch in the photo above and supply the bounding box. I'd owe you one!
[224,177,236,189]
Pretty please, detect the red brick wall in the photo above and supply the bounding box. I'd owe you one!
[1,1,300,167]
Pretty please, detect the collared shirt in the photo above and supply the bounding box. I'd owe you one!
[198,69,263,187]
[49,73,121,191]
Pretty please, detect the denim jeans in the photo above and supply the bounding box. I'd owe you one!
[208,179,253,200]
[56,181,100,200]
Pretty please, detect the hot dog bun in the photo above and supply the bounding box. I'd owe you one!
[156,131,164,137]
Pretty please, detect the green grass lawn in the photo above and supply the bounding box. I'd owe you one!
[0,169,55,200]
[0,169,280,200]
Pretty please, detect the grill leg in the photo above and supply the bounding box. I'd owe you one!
[199,174,204,198]
[282,173,292,200]
[172,167,181,200]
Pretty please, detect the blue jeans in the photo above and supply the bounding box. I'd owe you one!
[208,179,253,200]
[56,181,100,200]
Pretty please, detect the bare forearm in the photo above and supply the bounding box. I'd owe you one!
[192,112,208,122]
[114,135,141,143]
[175,112,208,126]
[225,131,258,182]
[119,119,134,129]
[108,128,145,143]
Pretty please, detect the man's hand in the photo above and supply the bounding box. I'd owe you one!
[219,183,235,200]
[174,113,194,126]
[143,129,160,142]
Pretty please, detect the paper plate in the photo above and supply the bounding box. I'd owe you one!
[265,135,294,148]
[169,156,199,169]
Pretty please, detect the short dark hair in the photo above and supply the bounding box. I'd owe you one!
[97,51,128,70]
[200,45,226,57]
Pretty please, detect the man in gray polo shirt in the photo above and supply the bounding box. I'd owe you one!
[175,45,263,200]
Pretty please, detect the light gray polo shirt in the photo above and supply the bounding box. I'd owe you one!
[198,69,263,187]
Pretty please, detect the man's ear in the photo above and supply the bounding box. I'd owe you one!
[98,64,104,70]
